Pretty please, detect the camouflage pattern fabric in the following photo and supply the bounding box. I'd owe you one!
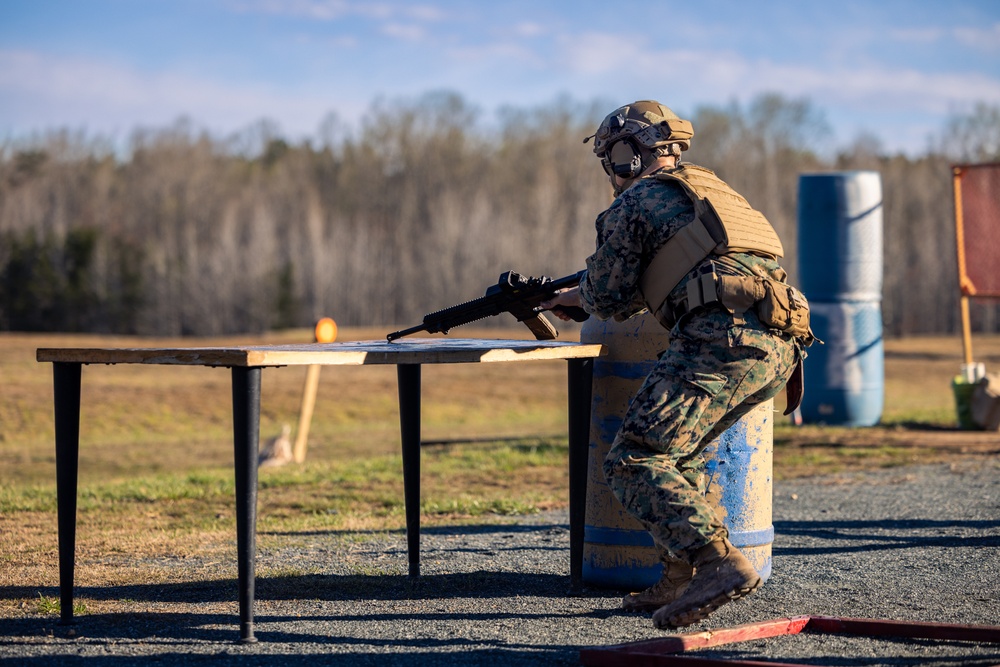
[604,307,797,561]
[579,167,800,564]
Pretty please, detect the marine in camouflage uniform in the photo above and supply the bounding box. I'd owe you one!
[582,178,799,562]
[543,100,807,629]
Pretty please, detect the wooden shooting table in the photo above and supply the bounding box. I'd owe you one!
[36,338,603,643]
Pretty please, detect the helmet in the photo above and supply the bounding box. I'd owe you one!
[585,100,694,180]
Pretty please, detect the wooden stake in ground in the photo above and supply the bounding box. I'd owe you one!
[292,318,338,463]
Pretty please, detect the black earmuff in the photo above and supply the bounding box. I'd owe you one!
[608,140,643,179]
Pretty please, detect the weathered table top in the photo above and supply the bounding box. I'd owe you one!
[36,338,606,367]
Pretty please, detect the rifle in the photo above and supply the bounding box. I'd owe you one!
[387,270,590,342]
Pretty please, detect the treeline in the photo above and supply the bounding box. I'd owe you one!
[1,92,998,337]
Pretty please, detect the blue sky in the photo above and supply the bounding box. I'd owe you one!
[1,0,999,156]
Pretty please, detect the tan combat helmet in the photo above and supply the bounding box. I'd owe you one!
[585,100,694,181]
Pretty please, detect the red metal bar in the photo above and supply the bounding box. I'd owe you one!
[580,653,814,667]
[806,616,1000,643]
[580,616,811,665]
[579,615,1000,667]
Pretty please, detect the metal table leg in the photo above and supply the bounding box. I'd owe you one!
[567,358,594,592]
[397,364,422,577]
[232,366,261,643]
[53,362,82,627]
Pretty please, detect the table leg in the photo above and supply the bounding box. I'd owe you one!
[567,358,594,592]
[232,367,261,644]
[397,364,421,577]
[53,362,82,627]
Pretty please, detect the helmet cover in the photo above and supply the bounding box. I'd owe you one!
[586,100,694,158]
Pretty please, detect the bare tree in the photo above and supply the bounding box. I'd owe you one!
[2,93,998,337]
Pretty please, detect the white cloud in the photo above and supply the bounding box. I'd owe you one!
[559,37,1000,118]
[3,6,999,159]
[229,0,353,21]
[757,60,1000,116]
[889,22,1000,53]
[513,22,547,38]
[888,27,943,44]
[381,23,427,42]
[953,23,1000,52]
[556,31,639,75]
[0,50,358,140]
[406,5,448,22]
[227,0,444,23]
[446,41,543,68]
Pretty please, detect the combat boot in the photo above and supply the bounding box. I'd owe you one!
[651,538,761,629]
[621,557,694,612]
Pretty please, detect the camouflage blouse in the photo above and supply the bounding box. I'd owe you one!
[579,168,785,324]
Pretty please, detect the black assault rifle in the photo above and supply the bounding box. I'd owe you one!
[386,270,590,342]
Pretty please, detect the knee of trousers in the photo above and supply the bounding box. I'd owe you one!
[602,438,666,509]
[603,439,640,505]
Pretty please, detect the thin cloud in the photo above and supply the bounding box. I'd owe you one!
[888,27,944,44]
[3,1,998,158]
[227,0,443,23]
[381,23,427,42]
[0,50,349,138]
[556,31,639,76]
[890,22,1000,53]
[953,23,1000,52]
[446,41,544,68]
[228,0,353,21]
[513,22,547,38]
[556,38,1000,116]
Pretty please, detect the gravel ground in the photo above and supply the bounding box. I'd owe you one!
[2,459,999,666]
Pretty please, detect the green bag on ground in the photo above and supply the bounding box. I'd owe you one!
[952,377,977,430]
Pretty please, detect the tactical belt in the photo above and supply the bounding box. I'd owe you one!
[655,263,753,328]
[663,264,815,343]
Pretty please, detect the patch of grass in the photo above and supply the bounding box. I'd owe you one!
[34,594,86,617]
[774,442,924,478]
[3,330,999,620]
[35,594,59,615]
[345,562,406,577]
[422,496,542,517]
[0,484,57,513]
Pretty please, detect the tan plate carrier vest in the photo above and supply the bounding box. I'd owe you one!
[636,164,813,416]
[638,164,784,317]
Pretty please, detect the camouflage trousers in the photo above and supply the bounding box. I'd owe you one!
[603,308,798,565]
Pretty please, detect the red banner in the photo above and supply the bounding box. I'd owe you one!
[954,163,1000,298]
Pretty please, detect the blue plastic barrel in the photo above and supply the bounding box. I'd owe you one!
[797,171,883,301]
[579,313,774,589]
[797,171,884,427]
[798,300,885,427]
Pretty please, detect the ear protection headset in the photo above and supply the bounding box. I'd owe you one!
[605,139,644,179]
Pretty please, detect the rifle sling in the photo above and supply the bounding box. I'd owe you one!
[639,217,722,316]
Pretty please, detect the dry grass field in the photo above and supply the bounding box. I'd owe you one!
[1,327,999,619]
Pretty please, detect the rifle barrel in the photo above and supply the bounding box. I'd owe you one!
[386,324,429,342]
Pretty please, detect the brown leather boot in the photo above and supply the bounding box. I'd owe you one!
[621,557,694,612]
[651,538,761,629]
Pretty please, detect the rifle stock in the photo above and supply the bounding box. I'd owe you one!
[387,270,589,342]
